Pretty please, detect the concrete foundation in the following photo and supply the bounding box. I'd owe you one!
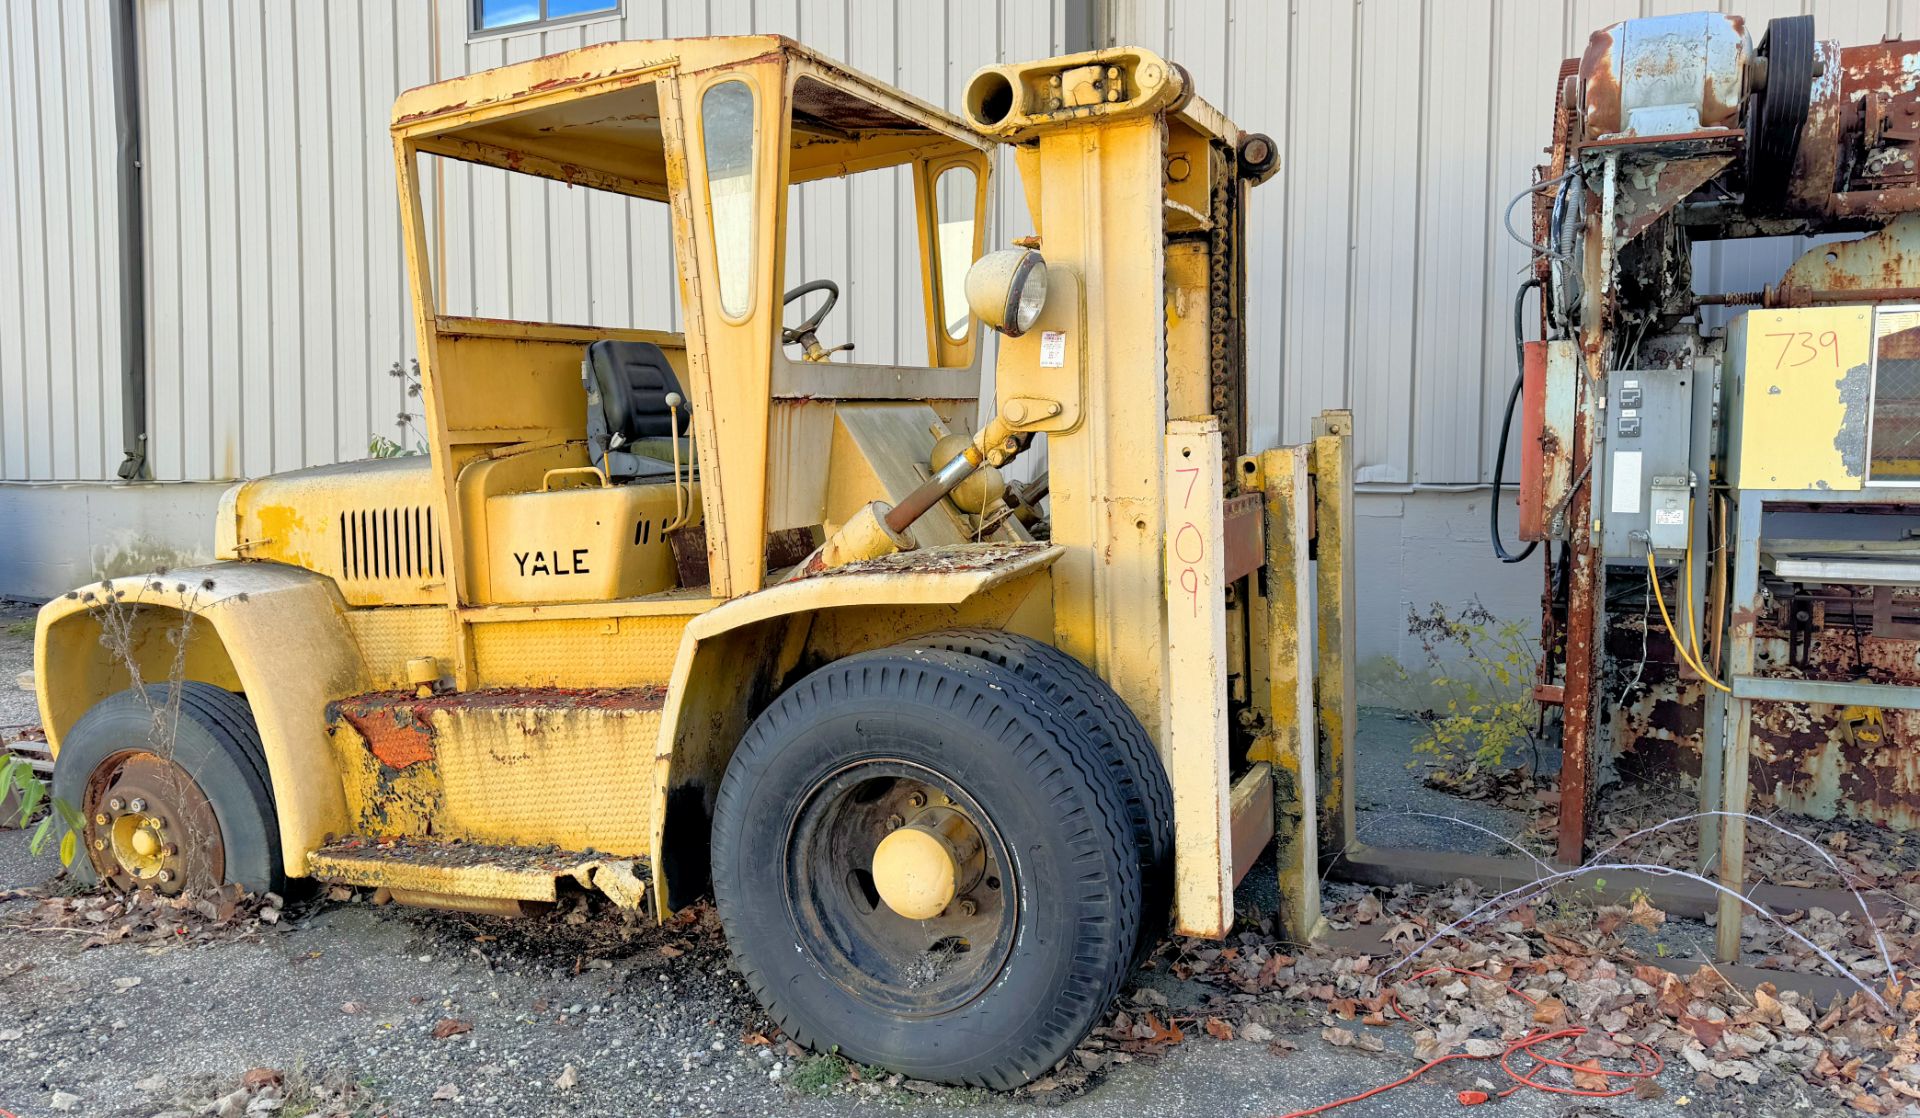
[0,481,229,602]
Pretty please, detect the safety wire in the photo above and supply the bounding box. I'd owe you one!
[1274,967,1662,1117]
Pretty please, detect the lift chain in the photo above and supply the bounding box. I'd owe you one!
[1207,142,1246,474]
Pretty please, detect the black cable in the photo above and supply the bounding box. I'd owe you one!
[1492,279,1541,563]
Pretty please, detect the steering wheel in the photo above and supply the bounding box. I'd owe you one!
[780,280,840,345]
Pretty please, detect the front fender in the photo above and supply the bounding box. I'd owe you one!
[647,542,1061,912]
[37,562,371,878]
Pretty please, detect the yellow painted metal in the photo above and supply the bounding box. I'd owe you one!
[1724,307,1874,491]
[963,48,1191,143]
[1164,418,1232,938]
[1253,445,1322,942]
[36,564,369,878]
[307,837,644,908]
[216,456,446,608]
[1164,241,1212,421]
[872,827,959,919]
[343,607,458,691]
[327,699,659,854]
[483,481,691,604]
[1022,115,1171,743]
[991,264,1085,434]
[1311,411,1357,860]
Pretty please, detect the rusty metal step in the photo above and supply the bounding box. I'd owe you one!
[306,835,648,917]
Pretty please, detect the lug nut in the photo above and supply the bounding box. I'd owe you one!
[957,898,978,917]
[92,838,106,851]
[107,797,125,811]
[93,813,108,826]
[156,870,173,884]
[129,798,147,813]
[906,791,927,809]
[886,814,905,830]
[162,843,178,857]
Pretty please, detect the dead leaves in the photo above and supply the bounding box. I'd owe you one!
[7,884,286,948]
[1321,1026,1384,1053]
[430,1018,472,1040]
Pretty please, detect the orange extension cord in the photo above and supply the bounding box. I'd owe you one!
[1276,967,1663,1118]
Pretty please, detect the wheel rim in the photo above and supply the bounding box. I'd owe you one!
[83,751,224,894]
[784,760,1017,1017]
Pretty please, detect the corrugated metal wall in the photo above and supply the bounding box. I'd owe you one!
[0,2,125,482]
[1120,0,1920,483]
[5,1,1920,484]
[0,0,1070,483]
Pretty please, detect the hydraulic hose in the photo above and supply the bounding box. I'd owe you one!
[1491,279,1541,564]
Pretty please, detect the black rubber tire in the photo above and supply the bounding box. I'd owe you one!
[898,628,1172,956]
[53,683,284,896]
[711,646,1142,1089]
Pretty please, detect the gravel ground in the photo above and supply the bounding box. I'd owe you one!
[0,612,1788,1118]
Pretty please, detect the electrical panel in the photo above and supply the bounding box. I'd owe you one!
[1602,368,1694,562]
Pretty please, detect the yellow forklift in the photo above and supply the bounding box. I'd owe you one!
[33,37,1351,1086]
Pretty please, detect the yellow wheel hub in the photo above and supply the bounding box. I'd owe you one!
[109,814,169,879]
[872,827,959,920]
[870,806,986,920]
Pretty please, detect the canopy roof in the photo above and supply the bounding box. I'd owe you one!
[391,36,989,200]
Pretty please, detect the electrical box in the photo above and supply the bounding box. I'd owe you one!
[1647,475,1692,551]
[1722,307,1873,491]
[1602,368,1694,561]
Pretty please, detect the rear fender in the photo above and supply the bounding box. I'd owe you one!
[648,544,1060,913]
[36,563,371,877]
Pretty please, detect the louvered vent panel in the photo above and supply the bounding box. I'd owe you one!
[337,507,441,584]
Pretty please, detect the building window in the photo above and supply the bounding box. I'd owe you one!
[472,0,619,35]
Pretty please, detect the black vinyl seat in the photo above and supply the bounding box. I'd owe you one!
[582,340,692,481]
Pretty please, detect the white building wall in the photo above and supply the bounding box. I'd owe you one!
[0,0,1069,484]
[7,0,1918,486]
[0,1,125,482]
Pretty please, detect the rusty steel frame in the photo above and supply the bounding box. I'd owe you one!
[1707,486,1920,961]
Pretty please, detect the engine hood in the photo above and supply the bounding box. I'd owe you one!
[215,456,446,606]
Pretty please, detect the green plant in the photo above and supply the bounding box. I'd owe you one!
[4,618,33,638]
[1400,599,1540,773]
[0,753,83,866]
[788,1053,849,1096]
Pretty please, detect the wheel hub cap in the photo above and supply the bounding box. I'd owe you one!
[870,806,985,920]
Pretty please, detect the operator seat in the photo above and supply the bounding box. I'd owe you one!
[582,340,691,481]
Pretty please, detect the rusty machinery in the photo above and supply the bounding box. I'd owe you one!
[1500,11,1920,959]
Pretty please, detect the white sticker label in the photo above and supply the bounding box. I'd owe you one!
[1653,507,1686,526]
[1039,330,1066,368]
[1610,450,1643,514]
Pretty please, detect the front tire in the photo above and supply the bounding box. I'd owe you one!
[711,646,1141,1088]
[53,683,283,896]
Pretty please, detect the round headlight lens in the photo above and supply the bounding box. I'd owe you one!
[964,248,1049,338]
[1012,262,1049,334]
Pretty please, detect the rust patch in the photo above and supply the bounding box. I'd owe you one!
[328,686,670,772]
[1608,600,1920,829]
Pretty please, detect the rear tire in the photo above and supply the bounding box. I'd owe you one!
[711,646,1141,1088]
[900,628,1172,956]
[53,683,283,896]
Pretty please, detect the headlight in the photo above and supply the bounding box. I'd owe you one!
[964,248,1049,338]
